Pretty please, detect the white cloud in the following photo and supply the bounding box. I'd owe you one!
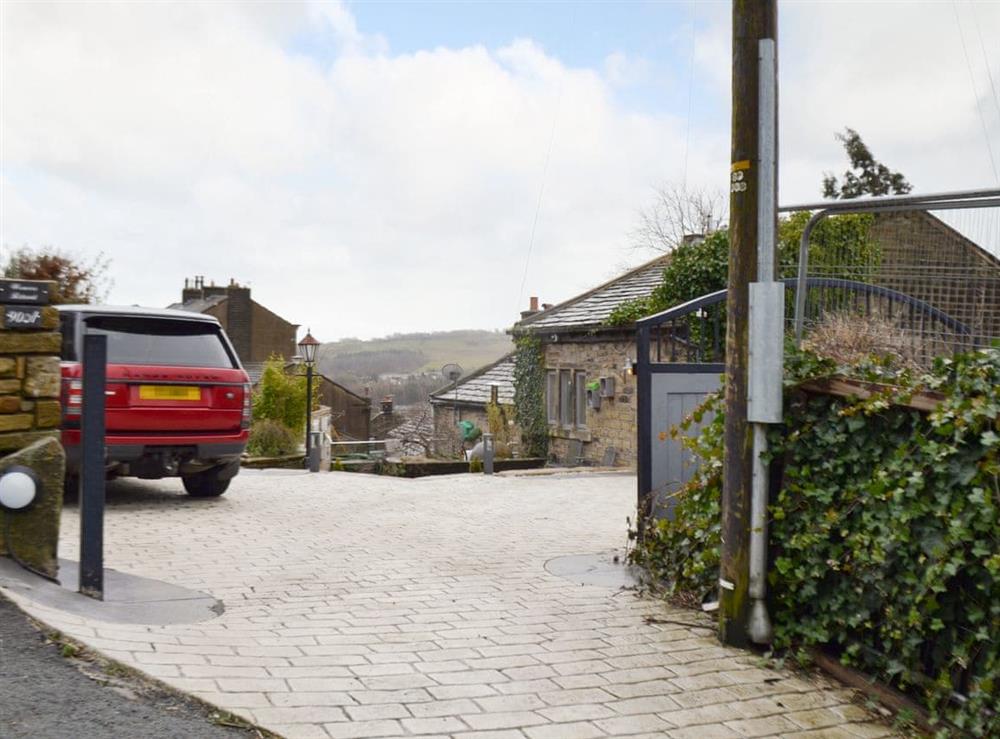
[1,1,997,342]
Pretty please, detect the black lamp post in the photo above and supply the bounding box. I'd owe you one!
[298,330,320,463]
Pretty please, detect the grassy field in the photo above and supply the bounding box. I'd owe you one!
[317,329,513,379]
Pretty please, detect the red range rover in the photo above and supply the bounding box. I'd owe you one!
[58,306,251,497]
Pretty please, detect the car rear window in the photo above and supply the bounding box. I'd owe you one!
[84,316,237,369]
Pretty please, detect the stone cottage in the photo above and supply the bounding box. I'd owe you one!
[510,256,670,468]
[429,353,516,457]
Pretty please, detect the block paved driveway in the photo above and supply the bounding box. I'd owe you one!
[5,470,893,739]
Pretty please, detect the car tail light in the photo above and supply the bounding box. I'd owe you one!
[62,377,83,421]
[241,383,252,429]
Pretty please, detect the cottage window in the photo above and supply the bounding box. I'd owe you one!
[559,369,573,427]
[546,371,558,424]
[574,372,588,429]
[544,368,589,430]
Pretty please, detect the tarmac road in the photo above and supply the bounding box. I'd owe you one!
[0,593,268,739]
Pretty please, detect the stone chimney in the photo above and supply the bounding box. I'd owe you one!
[224,281,252,363]
[520,296,541,321]
[181,275,204,304]
[380,396,394,415]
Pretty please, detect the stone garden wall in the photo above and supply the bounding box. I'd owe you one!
[0,281,65,578]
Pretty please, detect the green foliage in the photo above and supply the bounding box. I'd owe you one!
[608,231,730,326]
[512,336,548,458]
[635,346,1000,735]
[469,456,483,473]
[486,401,514,457]
[252,355,310,431]
[246,419,299,457]
[822,128,913,199]
[607,213,877,327]
[4,245,112,304]
[778,211,879,276]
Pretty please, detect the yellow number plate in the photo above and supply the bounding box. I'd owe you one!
[138,385,201,401]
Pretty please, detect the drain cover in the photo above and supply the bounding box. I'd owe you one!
[545,551,642,589]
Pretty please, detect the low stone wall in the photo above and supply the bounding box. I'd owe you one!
[337,457,546,478]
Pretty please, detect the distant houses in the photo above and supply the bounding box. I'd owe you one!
[429,353,516,457]
[170,276,370,441]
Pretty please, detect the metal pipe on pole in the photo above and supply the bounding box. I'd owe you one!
[746,35,779,645]
[720,0,776,647]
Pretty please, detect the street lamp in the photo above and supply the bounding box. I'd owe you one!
[298,330,320,467]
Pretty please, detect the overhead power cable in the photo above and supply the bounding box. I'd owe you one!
[953,0,1000,184]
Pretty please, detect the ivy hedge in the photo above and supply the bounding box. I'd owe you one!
[512,335,548,459]
[634,346,1000,736]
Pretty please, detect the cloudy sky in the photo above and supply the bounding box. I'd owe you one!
[2,1,998,341]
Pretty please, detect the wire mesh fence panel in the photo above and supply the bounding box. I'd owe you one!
[778,193,1000,362]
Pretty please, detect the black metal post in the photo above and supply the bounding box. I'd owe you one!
[305,362,313,460]
[635,325,652,540]
[79,332,106,600]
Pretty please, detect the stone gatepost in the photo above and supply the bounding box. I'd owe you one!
[0,279,65,579]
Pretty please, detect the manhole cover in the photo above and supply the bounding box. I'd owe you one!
[545,551,642,589]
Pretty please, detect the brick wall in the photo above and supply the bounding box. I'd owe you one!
[542,337,636,468]
[250,302,297,363]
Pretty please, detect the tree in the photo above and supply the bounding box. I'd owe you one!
[632,183,728,253]
[3,245,112,304]
[822,128,912,199]
[252,355,313,433]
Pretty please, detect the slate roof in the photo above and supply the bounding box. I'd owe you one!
[514,255,669,333]
[429,353,515,407]
[166,294,228,313]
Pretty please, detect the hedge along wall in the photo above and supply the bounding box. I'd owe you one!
[634,347,999,737]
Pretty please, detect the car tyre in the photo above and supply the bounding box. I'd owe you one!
[182,469,230,497]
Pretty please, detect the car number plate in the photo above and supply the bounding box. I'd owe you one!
[138,385,201,401]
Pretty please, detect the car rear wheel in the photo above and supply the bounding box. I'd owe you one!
[182,469,230,497]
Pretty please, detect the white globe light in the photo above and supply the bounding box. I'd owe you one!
[0,469,38,511]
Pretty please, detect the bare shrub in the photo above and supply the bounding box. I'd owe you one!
[801,312,931,372]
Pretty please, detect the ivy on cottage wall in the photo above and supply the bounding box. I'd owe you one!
[512,335,548,459]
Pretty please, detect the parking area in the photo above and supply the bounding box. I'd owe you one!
[1,470,893,739]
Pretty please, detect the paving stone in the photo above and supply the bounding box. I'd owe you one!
[462,711,549,730]
[724,714,802,737]
[523,721,606,739]
[344,704,411,721]
[594,713,674,734]
[668,724,741,738]
[400,716,468,734]
[323,719,405,738]
[254,706,349,724]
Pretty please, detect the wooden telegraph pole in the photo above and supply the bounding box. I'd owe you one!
[720,0,777,646]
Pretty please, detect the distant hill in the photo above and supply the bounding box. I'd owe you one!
[317,330,513,382]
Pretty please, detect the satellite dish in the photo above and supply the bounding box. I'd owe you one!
[442,363,463,383]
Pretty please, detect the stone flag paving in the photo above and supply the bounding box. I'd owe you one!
[1,470,895,739]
